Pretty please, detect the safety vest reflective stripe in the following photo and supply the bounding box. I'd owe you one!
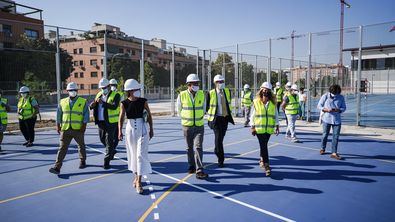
[275,88,284,102]
[17,97,35,120]
[242,91,252,107]
[285,94,300,115]
[180,90,205,127]
[60,97,87,131]
[95,91,120,123]
[0,98,8,124]
[253,99,276,134]
[207,88,232,121]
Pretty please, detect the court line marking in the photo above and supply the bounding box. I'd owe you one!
[138,143,296,222]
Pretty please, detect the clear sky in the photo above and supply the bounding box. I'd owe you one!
[17,0,395,49]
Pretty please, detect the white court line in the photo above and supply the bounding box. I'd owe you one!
[150,194,156,200]
[88,144,295,222]
[154,213,160,220]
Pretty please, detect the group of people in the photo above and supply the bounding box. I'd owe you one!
[0,73,346,194]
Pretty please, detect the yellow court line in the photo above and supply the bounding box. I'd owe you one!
[138,143,279,222]
[0,138,255,204]
[0,168,129,204]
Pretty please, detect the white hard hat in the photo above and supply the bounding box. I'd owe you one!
[186,73,200,83]
[98,78,110,88]
[19,86,30,93]
[244,84,250,89]
[213,74,225,83]
[66,82,78,90]
[286,82,292,88]
[109,79,118,85]
[260,82,272,90]
[276,82,281,86]
[124,79,141,91]
[291,84,298,90]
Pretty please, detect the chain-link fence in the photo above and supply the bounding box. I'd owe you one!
[1,17,394,127]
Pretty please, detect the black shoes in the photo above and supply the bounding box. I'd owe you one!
[196,171,209,179]
[103,160,110,169]
[79,160,86,169]
[23,141,29,146]
[218,162,225,168]
[49,167,60,175]
[26,142,33,147]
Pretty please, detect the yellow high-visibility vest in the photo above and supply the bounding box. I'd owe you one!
[180,90,205,127]
[242,91,252,107]
[60,97,87,131]
[17,97,35,120]
[285,93,300,115]
[253,99,276,134]
[207,88,232,121]
[95,91,120,123]
[0,97,8,125]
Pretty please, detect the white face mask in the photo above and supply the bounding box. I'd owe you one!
[110,86,117,91]
[68,91,77,97]
[292,90,298,95]
[217,83,225,89]
[191,85,200,92]
[102,88,109,95]
[133,90,141,98]
[21,93,28,98]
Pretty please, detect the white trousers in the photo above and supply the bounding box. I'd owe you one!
[125,118,152,175]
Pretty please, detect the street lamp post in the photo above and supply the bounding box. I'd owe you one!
[339,0,351,86]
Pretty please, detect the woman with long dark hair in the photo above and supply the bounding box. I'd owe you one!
[250,82,280,176]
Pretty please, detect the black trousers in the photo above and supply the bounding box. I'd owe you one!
[99,122,119,151]
[19,117,36,143]
[257,133,271,164]
[98,121,117,162]
[276,102,281,113]
[213,116,228,164]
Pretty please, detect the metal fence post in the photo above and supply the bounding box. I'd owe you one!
[356,26,363,126]
[208,49,212,91]
[171,44,175,116]
[55,27,61,104]
[268,38,271,83]
[234,44,239,116]
[202,50,206,91]
[279,58,282,84]
[140,39,145,97]
[196,48,199,77]
[254,55,258,95]
[307,32,312,122]
[103,31,108,79]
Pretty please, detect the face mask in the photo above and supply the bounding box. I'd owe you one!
[102,88,109,95]
[110,86,117,91]
[68,91,77,97]
[191,85,199,92]
[293,91,298,95]
[217,83,225,89]
[133,90,141,98]
[21,93,28,98]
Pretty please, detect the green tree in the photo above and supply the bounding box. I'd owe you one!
[211,53,235,88]
[140,62,155,88]
[108,56,140,80]
[21,72,49,103]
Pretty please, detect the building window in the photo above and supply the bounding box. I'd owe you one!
[2,24,12,37]
[132,50,136,55]
[377,58,385,70]
[73,49,77,54]
[147,53,152,58]
[101,71,104,77]
[74,73,78,78]
[91,84,98,89]
[126,49,130,53]
[385,58,395,69]
[73,61,79,66]
[80,72,84,78]
[90,59,98,66]
[79,48,83,54]
[118,48,124,53]
[79,60,84,66]
[100,44,104,52]
[91,72,98,77]
[80,84,85,90]
[24,29,38,39]
[90,47,97,53]
[101,59,103,64]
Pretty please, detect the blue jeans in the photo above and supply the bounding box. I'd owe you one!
[321,122,341,153]
[299,101,306,119]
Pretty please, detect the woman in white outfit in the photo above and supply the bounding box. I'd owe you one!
[118,79,153,194]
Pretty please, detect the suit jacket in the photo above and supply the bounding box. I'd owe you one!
[206,89,235,128]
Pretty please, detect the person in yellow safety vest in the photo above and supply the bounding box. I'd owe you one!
[273,82,284,113]
[49,82,89,175]
[0,89,11,152]
[90,78,121,169]
[109,78,122,151]
[281,83,300,143]
[177,73,208,179]
[282,82,292,126]
[17,86,39,147]
[250,82,279,176]
[241,84,253,127]
[207,74,235,168]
